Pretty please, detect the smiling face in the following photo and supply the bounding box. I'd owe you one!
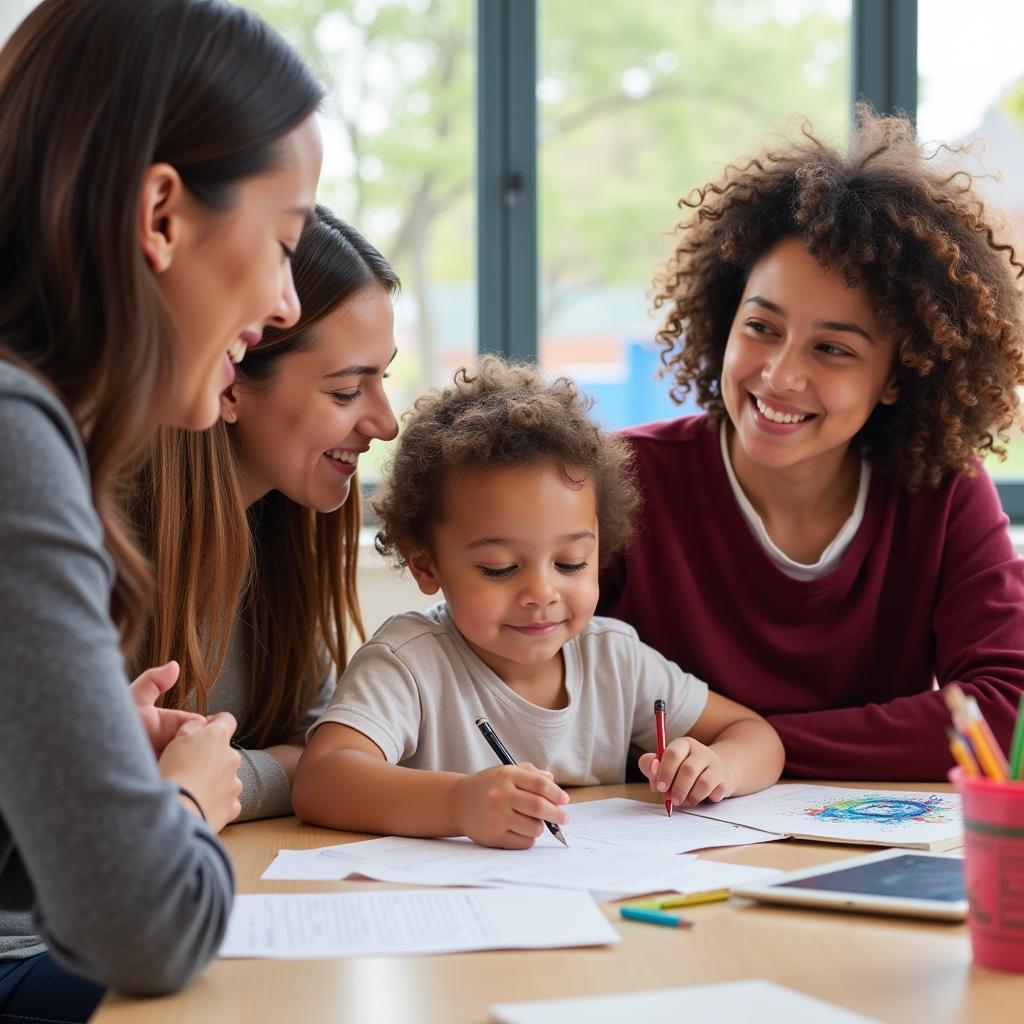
[406,461,600,687]
[151,115,323,430]
[225,284,399,511]
[721,236,899,483]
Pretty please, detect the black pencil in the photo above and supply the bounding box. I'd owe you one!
[475,717,569,847]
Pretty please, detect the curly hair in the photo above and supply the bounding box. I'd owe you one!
[373,355,640,567]
[653,105,1024,491]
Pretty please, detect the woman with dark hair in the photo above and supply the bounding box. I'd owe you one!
[598,108,1024,781]
[0,0,323,1017]
[130,205,399,822]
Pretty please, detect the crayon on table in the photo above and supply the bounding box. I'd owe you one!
[625,889,731,911]
[619,906,694,929]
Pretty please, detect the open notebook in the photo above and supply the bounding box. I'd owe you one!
[681,784,963,851]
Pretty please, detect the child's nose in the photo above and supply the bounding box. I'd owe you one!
[519,568,559,606]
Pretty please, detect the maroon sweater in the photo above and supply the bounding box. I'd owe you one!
[598,415,1024,780]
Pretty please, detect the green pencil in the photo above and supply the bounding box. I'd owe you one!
[1010,692,1024,781]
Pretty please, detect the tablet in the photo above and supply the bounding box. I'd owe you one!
[730,848,966,921]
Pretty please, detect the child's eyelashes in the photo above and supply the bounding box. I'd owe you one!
[476,560,589,579]
[556,560,588,574]
[280,242,297,264]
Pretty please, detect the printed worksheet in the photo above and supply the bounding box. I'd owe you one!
[683,784,963,850]
[263,831,702,899]
[567,797,784,852]
[219,888,619,959]
[262,814,781,901]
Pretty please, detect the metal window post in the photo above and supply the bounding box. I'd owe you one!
[852,0,918,120]
[476,0,538,362]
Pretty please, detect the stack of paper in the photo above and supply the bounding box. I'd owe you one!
[219,887,619,959]
[263,798,783,901]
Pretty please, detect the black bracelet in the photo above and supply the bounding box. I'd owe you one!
[177,784,207,822]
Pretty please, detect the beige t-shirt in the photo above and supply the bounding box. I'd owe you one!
[311,604,709,786]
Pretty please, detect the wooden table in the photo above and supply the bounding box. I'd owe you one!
[95,783,1022,1023]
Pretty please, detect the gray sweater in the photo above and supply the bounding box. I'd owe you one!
[0,362,234,994]
[209,619,334,821]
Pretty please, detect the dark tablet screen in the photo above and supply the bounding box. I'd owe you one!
[777,854,964,902]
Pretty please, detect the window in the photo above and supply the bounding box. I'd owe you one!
[537,0,852,431]
[918,1,1024,495]
[243,0,476,486]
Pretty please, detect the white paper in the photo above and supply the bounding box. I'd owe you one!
[490,979,879,1024]
[219,888,619,959]
[262,829,780,904]
[263,831,700,898]
[684,784,963,849]
[567,797,784,852]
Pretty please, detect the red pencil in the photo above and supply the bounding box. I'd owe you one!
[654,698,672,817]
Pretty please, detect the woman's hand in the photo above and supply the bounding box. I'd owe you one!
[639,737,740,808]
[130,661,206,757]
[454,763,569,849]
[158,712,242,832]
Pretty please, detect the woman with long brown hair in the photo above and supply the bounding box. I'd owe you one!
[131,206,399,822]
[0,0,322,1018]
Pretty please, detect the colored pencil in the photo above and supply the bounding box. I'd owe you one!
[1009,692,1024,781]
[625,889,731,910]
[947,726,979,778]
[942,684,1009,781]
[619,906,694,929]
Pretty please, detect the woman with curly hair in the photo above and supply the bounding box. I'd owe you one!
[293,356,783,848]
[598,107,1024,781]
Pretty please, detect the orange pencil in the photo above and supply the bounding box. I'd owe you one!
[946,726,979,778]
[942,684,1008,781]
[963,697,1009,781]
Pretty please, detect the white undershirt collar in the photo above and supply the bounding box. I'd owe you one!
[719,421,870,581]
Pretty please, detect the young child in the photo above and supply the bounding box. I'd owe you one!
[293,356,784,849]
[598,107,1024,779]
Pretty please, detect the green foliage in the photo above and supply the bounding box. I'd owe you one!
[243,0,847,296]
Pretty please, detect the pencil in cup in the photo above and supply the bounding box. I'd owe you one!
[947,726,979,778]
[474,717,569,846]
[1010,692,1024,782]
[942,684,1009,781]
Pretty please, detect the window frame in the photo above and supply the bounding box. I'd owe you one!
[475,0,1023,520]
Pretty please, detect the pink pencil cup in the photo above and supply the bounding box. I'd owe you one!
[950,767,1024,972]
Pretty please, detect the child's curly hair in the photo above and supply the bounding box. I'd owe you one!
[373,355,640,566]
[654,105,1024,491]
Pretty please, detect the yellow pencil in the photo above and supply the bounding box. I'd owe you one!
[962,710,1008,782]
[946,726,979,778]
[943,685,1008,781]
[624,889,731,910]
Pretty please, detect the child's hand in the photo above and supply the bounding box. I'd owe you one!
[454,763,570,849]
[639,737,740,808]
